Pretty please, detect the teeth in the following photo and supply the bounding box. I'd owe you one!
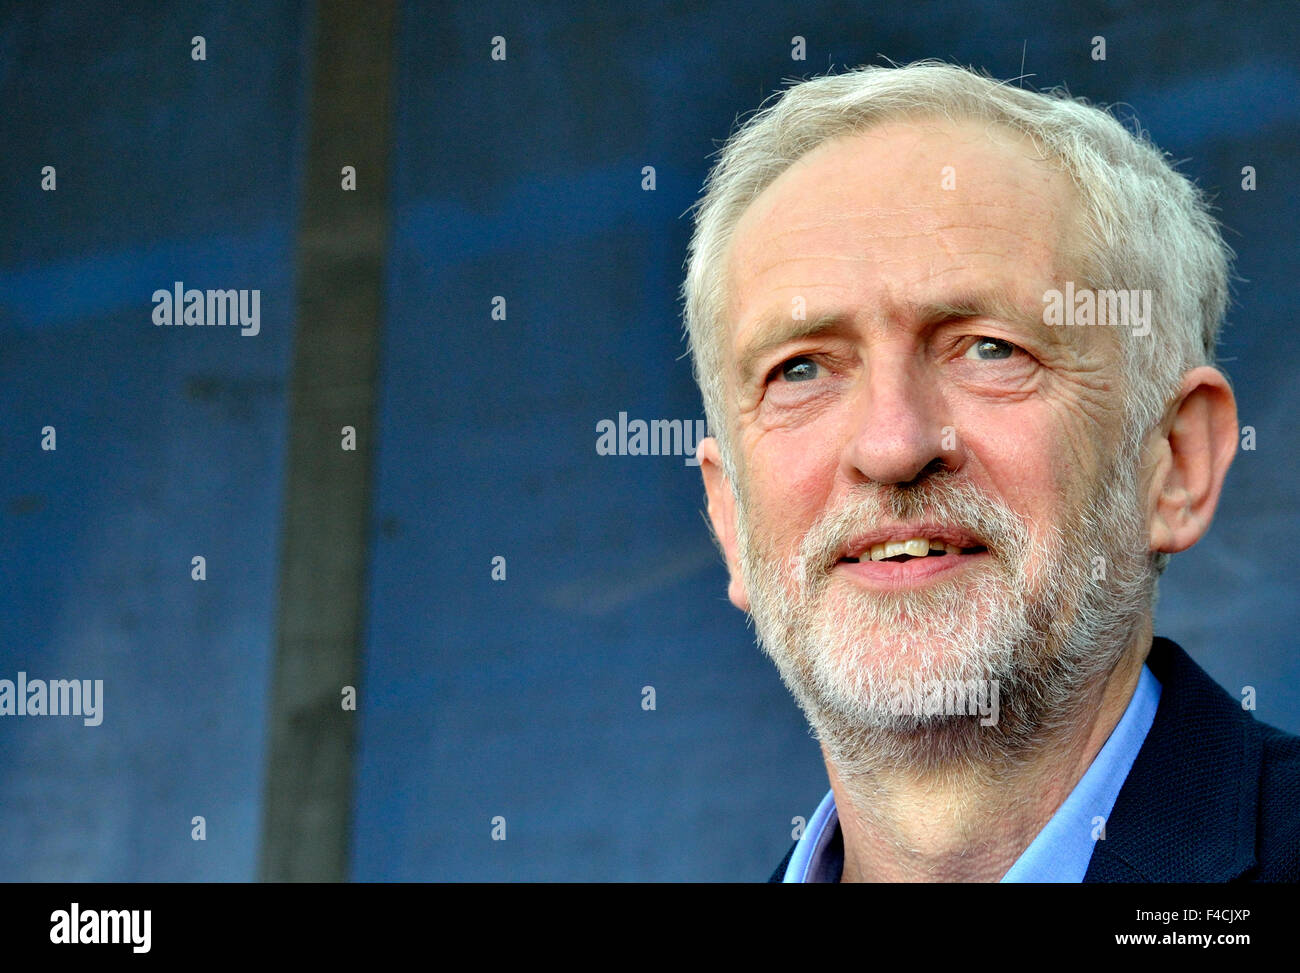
[863,537,969,560]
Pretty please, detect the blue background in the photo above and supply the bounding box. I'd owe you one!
[2,0,1297,881]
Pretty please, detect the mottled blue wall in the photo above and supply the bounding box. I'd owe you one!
[1,1,312,880]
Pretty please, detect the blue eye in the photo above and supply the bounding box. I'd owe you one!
[780,356,821,382]
[965,338,1016,361]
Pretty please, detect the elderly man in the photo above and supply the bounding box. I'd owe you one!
[682,61,1299,882]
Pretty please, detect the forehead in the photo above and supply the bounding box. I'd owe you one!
[724,116,1083,342]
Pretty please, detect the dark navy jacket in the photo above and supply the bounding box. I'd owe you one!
[769,637,1300,882]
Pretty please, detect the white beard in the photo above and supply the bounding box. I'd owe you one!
[734,449,1153,777]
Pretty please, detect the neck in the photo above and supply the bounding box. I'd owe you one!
[827,622,1151,883]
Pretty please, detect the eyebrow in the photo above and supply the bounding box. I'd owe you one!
[733,289,1046,385]
[915,291,1042,332]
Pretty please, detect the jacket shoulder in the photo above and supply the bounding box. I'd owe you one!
[1087,637,1300,882]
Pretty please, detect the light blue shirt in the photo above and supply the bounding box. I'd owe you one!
[782,664,1162,882]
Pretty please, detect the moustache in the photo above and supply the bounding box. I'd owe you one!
[794,472,1031,584]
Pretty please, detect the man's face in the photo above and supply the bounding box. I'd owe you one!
[703,118,1152,754]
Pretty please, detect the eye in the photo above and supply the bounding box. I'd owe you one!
[963,337,1017,361]
[775,356,822,382]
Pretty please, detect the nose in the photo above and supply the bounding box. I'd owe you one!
[841,351,960,486]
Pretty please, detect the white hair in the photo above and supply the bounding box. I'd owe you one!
[680,60,1234,577]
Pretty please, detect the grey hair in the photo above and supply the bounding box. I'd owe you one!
[680,60,1234,548]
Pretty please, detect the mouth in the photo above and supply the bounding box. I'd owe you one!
[833,533,991,589]
[838,539,987,564]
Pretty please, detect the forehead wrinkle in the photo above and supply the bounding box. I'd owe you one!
[736,240,1053,301]
[747,200,1056,242]
[736,217,1064,277]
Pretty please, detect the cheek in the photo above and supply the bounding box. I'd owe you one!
[960,407,1087,528]
[746,430,842,551]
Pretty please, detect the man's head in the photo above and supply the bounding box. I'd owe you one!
[682,62,1238,773]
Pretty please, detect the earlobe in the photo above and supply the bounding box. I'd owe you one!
[1146,367,1238,556]
[697,437,750,612]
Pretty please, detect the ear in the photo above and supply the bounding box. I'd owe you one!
[1144,366,1238,556]
[698,436,749,612]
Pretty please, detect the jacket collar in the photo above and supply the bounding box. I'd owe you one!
[1083,636,1260,882]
